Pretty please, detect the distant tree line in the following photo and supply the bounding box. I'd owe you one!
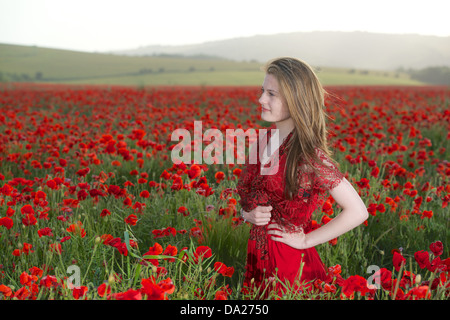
[410,66,450,85]
[398,66,450,85]
[138,66,216,74]
[0,71,44,82]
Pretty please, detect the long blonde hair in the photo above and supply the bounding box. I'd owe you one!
[264,57,337,199]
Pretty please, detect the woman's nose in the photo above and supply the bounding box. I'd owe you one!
[259,94,266,105]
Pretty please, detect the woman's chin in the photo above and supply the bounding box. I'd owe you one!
[261,113,272,122]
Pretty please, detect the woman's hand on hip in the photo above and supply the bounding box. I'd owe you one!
[267,223,310,249]
[242,206,272,226]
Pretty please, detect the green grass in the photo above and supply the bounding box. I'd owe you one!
[0,43,426,86]
[63,71,266,86]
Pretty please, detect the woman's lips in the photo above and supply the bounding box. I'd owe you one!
[262,107,270,112]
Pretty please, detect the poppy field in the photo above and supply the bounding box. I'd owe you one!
[0,83,448,300]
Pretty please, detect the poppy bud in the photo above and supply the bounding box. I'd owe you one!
[415,274,422,284]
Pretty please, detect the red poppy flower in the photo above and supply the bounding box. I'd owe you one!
[189,226,203,242]
[100,234,114,245]
[194,246,212,262]
[35,190,47,201]
[406,285,431,300]
[100,208,111,217]
[342,275,370,297]
[232,168,241,178]
[163,245,178,262]
[13,287,30,300]
[393,251,406,271]
[356,178,370,189]
[421,210,433,219]
[373,267,393,291]
[214,262,234,277]
[20,271,38,286]
[124,214,138,226]
[46,179,57,190]
[160,170,172,180]
[328,264,342,276]
[1,183,13,196]
[177,206,189,216]
[152,226,177,239]
[143,243,163,266]
[187,164,202,179]
[321,200,333,215]
[427,257,444,272]
[0,285,12,298]
[76,167,90,177]
[214,286,230,300]
[60,235,71,243]
[109,289,142,300]
[215,171,225,183]
[429,241,443,256]
[37,227,53,238]
[321,215,332,224]
[139,190,150,198]
[20,204,35,215]
[123,197,132,207]
[6,206,15,217]
[132,201,145,213]
[414,250,430,269]
[29,266,43,278]
[77,189,88,201]
[157,278,175,295]
[0,216,13,230]
[66,221,86,238]
[21,243,33,255]
[72,286,88,300]
[140,278,167,300]
[22,214,37,226]
[97,283,111,297]
[40,275,61,289]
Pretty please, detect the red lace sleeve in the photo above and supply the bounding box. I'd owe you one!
[236,138,258,210]
[313,148,344,191]
[236,162,254,209]
[235,131,264,210]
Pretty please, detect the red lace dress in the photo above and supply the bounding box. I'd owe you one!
[236,126,344,297]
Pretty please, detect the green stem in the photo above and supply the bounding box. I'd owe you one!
[82,243,99,284]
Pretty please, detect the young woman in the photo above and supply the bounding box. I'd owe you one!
[236,57,368,297]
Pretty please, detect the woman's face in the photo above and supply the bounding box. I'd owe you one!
[259,74,291,123]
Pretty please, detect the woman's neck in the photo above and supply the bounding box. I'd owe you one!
[275,117,295,140]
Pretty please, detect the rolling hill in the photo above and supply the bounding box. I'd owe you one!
[0,42,426,86]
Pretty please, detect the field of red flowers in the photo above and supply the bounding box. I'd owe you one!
[0,83,448,300]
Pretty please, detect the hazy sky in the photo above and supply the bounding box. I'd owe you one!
[1,0,449,52]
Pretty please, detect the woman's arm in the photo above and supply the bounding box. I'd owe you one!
[267,177,368,249]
